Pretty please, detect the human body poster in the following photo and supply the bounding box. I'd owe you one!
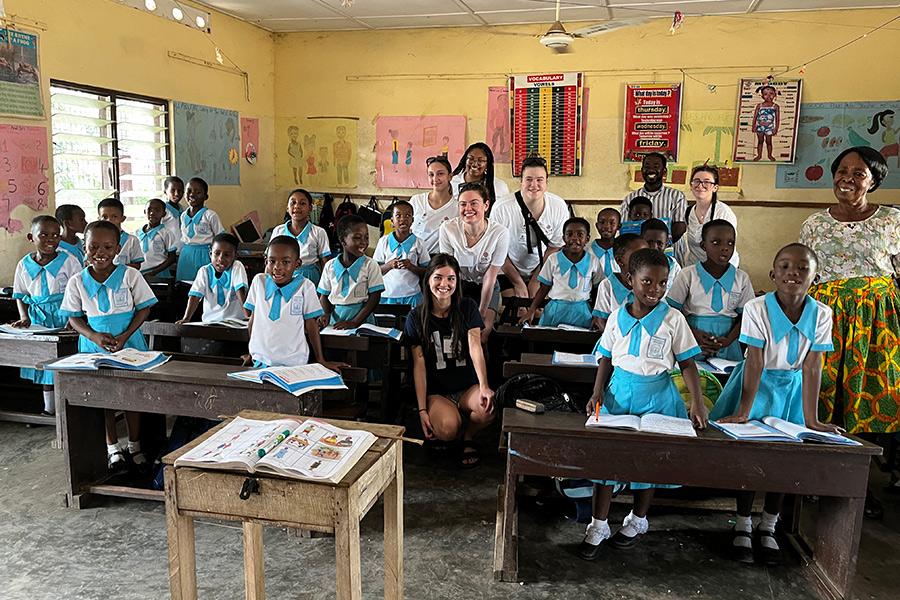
[732,78,801,163]
[374,116,466,189]
[173,101,240,185]
[486,86,511,163]
[277,117,358,189]
[623,83,681,162]
[776,101,900,189]
[0,27,43,118]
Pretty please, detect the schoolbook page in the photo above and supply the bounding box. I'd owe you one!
[265,363,343,386]
[713,421,790,440]
[585,413,641,430]
[174,417,303,471]
[554,352,598,366]
[102,348,163,366]
[638,414,697,438]
[762,416,859,445]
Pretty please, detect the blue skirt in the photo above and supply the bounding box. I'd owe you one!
[381,293,421,306]
[709,362,804,425]
[20,294,67,385]
[688,314,743,361]
[77,313,149,354]
[176,243,211,282]
[539,299,592,328]
[296,263,321,287]
[330,302,375,325]
[593,369,686,490]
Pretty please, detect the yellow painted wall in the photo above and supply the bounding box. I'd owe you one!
[0,0,276,282]
[273,9,900,287]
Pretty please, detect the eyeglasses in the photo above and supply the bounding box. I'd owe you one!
[466,156,488,166]
[690,179,717,188]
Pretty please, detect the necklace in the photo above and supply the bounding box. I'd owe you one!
[464,223,487,247]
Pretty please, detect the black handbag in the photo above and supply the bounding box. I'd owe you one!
[358,195,383,227]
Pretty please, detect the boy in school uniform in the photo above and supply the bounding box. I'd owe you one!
[641,218,681,290]
[138,198,178,278]
[591,234,648,332]
[590,207,620,282]
[178,232,248,324]
[97,197,143,270]
[60,220,158,470]
[373,200,429,305]
[56,204,87,265]
[242,235,345,371]
[10,215,83,415]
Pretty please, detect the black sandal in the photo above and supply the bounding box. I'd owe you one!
[460,442,481,469]
[731,527,754,565]
[756,529,781,566]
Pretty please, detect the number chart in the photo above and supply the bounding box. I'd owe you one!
[0,124,49,233]
[509,72,584,177]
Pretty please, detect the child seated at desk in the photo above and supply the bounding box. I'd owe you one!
[710,243,840,566]
[60,220,158,470]
[176,177,225,282]
[178,232,248,324]
[668,220,754,361]
[10,215,83,415]
[55,204,86,264]
[591,234,648,332]
[519,217,600,329]
[581,248,707,559]
[98,197,143,270]
[270,188,331,285]
[243,236,344,371]
[374,200,429,306]
[641,218,681,290]
[589,208,620,281]
[138,198,178,278]
[318,214,384,328]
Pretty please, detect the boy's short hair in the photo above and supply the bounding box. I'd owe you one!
[31,215,60,232]
[97,197,124,214]
[267,234,300,258]
[628,196,653,212]
[336,214,366,241]
[55,204,84,224]
[390,200,413,214]
[613,233,643,261]
[642,152,667,169]
[628,248,669,275]
[212,232,240,252]
[188,177,209,195]
[597,207,621,222]
[563,217,590,235]
[520,155,548,174]
[146,197,166,210]
[701,218,736,240]
[288,188,314,204]
[164,175,184,190]
[774,242,818,268]
[84,220,120,238]
[640,218,669,236]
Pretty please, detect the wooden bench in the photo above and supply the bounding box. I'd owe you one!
[0,331,79,425]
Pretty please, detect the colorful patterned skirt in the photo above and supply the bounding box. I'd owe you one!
[811,276,900,434]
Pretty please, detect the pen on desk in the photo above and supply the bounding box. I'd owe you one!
[593,401,600,422]
[257,429,292,458]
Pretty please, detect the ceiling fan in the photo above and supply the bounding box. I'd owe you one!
[537,0,648,53]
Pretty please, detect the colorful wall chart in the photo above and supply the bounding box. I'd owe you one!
[733,78,802,163]
[510,72,583,177]
[776,101,900,189]
[277,117,359,189]
[0,124,49,232]
[486,86,511,163]
[173,101,240,185]
[374,116,466,188]
[240,117,259,164]
[623,83,682,162]
[0,27,43,118]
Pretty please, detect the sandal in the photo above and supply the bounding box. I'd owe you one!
[459,442,481,469]
[731,527,754,565]
[755,529,782,566]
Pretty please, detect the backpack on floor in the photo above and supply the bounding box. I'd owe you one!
[670,367,722,411]
[496,373,581,413]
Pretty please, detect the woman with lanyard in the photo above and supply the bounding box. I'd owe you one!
[675,164,740,267]
[410,156,456,255]
[450,142,510,209]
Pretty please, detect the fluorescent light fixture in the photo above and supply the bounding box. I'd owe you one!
[143,0,156,10]
[116,0,211,32]
[195,15,205,28]
[171,7,183,20]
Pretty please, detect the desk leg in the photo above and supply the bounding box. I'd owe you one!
[335,491,363,600]
[243,521,266,600]
[165,468,197,600]
[808,495,864,600]
[493,450,518,582]
[58,388,107,509]
[384,444,404,600]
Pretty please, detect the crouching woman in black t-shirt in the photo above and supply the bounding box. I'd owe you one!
[404,253,495,467]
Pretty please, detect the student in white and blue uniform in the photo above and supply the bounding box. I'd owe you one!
[138,198,178,277]
[55,204,87,265]
[590,207,620,282]
[373,200,429,306]
[161,176,185,254]
[318,214,384,327]
[710,243,841,567]
[177,177,224,282]
[591,234,648,331]
[579,249,706,560]
[271,189,331,285]
[640,218,681,290]
[97,197,144,269]
[182,233,249,324]
[520,217,599,329]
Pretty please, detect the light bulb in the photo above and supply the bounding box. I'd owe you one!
[195,16,206,28]
[172,7,184,21]
[144,0,157,10]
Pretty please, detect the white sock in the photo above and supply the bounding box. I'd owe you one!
[590,517,608,530]
[584,518,610,546]
[733,515,752,548]
[758,511,779,550]
[619,511,648,538]
[127,440,146,465]
[42,391,55,414]
[107,443,122,457]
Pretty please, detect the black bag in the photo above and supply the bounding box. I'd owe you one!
[496,373,580,413]
[358,195,383,227]
[514,191,552,265]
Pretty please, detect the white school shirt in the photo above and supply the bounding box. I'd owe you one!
[438,218,510,284]
[244,273,324,367]
[450,173,510,203]
[114,231,145,267]
[674,201,741,267]
[739,293,834,371]
[592,274,634,319]
[667,263,754,318]
[271,222,331,266]
[409,192,458,255]
[180,207,224,246]
[595,302,702,376]
[137,224,178,272]
[317,255,385,306]
[58,238,84,265]
[491,192,569,276]
[536,251,600,302]
[589,240,617,282]
[13,252,82,301]
[161,202,184,253]
[60,265,157,320]
[373,233,430,299]
[665,255,682,291]
[188,261,249,322]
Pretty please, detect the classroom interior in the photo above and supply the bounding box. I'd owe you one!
[1,0,899,599]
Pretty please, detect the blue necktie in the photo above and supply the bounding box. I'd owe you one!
[210,266,231,306]
[184,209,205,238]
[138,226,162,252]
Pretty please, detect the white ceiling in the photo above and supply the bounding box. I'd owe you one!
[194,0,900,32]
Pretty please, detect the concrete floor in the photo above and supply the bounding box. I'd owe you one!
[1,420,898,600]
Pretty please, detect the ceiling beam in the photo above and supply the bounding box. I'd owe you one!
[307,0,375,29]
[453,0,489,25]
[745,0,763,13]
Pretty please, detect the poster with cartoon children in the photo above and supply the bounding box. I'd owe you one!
[375,115,466,188]
[732,78,802,163]
[277,117,358,189]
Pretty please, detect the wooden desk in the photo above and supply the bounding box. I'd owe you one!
[494,409,881,600]
[0,331,79,425]
[55,360,323,508]
[495,324,600,354]
[163,409,404,600]
[503,352,596,385]
[141,320,371,352]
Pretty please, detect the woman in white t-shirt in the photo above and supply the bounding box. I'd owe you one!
[439,182,510,343]
[410,156,457,255]
[675,164,740,267]
[449,142,509,209]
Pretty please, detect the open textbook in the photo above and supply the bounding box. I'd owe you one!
[712,416,861,446]
[191,318,249,329]
[228,363,346,397]
[0,323,67,336]
[45,349,169,371]
[552,351,599,367]
[585,413,697,438]
[694,357,739,375]
[174,416,377,484]
[320,324,402,341]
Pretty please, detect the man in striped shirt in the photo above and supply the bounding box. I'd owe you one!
[621,152,687,243]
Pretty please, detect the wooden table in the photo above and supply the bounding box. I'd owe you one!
[0,331,79,425]
[164,409,404,600]
[55,360,324,508]
[494,409,881,600]
[503,352,597,385]
[495,324,600,354]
